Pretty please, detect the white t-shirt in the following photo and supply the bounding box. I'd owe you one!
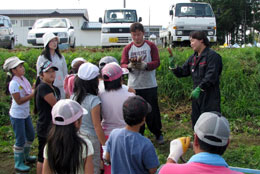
[44,136,94,174]
[99,87,135,136]
[9,80,30,119]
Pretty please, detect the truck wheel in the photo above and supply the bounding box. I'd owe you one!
[8,39,14,49]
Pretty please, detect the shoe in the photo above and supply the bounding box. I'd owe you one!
[14,152,30,172]
[156,135,164,145]
[24,146,36,163]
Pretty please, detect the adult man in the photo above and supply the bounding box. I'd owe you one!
[171,31,222,128]
[121,22,163,144]
[159,112,243,174]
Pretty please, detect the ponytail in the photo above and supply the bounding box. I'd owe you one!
[5,71,13,95]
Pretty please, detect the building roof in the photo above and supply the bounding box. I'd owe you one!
[0,9,89,21]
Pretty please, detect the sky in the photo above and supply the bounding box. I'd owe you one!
[0,0,190,27]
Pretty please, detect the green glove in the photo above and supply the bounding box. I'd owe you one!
[169,56,175,69]
[190,87,201,99]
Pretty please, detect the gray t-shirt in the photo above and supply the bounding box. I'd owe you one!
[71,94,101,137]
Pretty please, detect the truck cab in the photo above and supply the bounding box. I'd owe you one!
[99,9,142,48]
[160,2,217,47]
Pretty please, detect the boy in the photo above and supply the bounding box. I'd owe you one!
[121,22,163,144]
[104,96,159,174]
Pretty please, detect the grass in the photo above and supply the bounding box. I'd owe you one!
[0,46,260,173]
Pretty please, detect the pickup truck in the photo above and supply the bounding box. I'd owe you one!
[0,15,15,49]
[27,18,75,48]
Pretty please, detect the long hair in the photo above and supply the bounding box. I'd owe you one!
[73,76,99,104]
[104,77,122,91]
[41,45,62,61]
[47,122,87,174]
[5,71,14,95]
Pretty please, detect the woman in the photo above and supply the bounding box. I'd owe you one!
[36,32,68,99]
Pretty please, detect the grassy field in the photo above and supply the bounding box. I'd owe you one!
[0,46,260,173]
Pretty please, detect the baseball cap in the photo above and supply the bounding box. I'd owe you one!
[101,62,123,81]
[63,74,75,96]
[99,56,119,70]
[43,32,59,48]
[194,112,230,147]
[123,96,152,117]
[40,60,58,73]
[3,56,25,71]
[71,57,87,68]
[52,99,88,125]
[78,62,99,80]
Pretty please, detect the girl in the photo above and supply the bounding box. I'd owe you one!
[99,62,135,174]
[3,56,35,172]
[72,62,106,174]
[36,32,68,99]
[64,57,86,98]
[34,60,60,174]
[43,99,94,174]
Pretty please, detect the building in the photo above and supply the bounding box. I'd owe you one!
[0,9,101,46]
[0,9,162,47]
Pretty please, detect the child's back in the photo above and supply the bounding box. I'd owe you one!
[107,128,159,174]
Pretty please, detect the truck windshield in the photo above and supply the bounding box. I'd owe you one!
[175,3,214,17]
[104,10,137,23]
[33,18,67,28]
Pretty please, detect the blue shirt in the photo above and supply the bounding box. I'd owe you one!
[106,128,159,174]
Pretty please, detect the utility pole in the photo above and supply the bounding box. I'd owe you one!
[123,0,126,8]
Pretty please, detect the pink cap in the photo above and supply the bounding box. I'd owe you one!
[63,74,75,96]
[52,99,88,125]
[101,62,123,81]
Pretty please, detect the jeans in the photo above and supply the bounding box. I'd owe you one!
[10,116,35,148]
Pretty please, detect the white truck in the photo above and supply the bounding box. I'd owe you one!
[99,9,142,48]
[160,2,217,47]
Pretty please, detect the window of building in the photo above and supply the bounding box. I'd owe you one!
[11,20,17,27]
[21,20,35,27]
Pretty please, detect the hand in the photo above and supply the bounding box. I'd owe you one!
[102,145,107,160]
[127,62,137,69]
[190,87,201,99]
[168,137,191,163]
[135,61,147,70]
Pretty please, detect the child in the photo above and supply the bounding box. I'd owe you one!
[34,60,60,174]
[36,32,68,99]
[64,57,87,98]
[98,56,135,94]
[104,96,159,174]
[72,62,106,174]
[42,99,94,174]
[3,56,36,172]
[99,62,135,174]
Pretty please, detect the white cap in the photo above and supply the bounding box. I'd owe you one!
[78,62,99,80]
[71,57,87,67]
[43,32,59,48]
[194,112,230,147]
[52,99,88,126]
[3,56,24,71]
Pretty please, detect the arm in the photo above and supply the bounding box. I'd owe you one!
[43,93,58,107]
[62,56,68,78]
[36,55,44,76]
[84,155,94,174]
[42,159,52,174]
[12,91,34,105]
[199,52,222,90]
[166,158,176,163]
[146,43,160,71]
[121,46,130,69]
[105,151,111,163]
[172,57,192,78]
[91,104,106,145]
